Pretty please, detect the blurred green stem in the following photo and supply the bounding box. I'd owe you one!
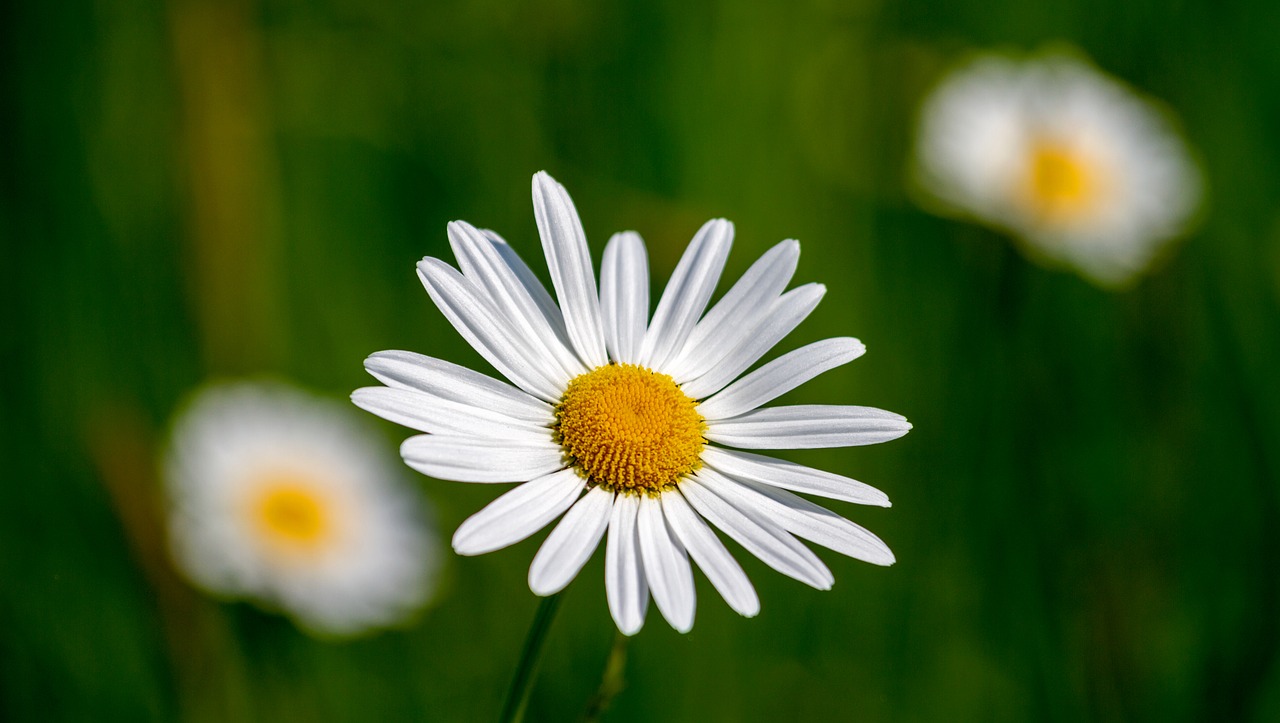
[499,593,562,723]
[582,630,630,722]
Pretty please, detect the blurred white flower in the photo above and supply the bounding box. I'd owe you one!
[354,171,910,635]
[165,381,440,636]
[911,49,1203,286]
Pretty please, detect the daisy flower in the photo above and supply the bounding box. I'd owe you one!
[165,381,440,636]
[911,49,1203,286]
[354,172,910,635]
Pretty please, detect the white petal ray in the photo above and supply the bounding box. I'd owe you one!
[532,172,608,368]
[352,387,553,443]
[661,489,759,617]
[701,446,890,507]
[400,435,564,483]
[637,495,696,633]
[605,494,649,635]
[449,221,586,381]
[639,219,734,371]
[667,239,800,381]
[679,476,833,590]
[697,468,894,566]
[599,231,649,365]
[697,337,866,420]
[528,486,614,596]
[482,229,568,334]
[416,258,564,402]
[452,469,585,555]
[679,283,826,400]
[363,350,553,425]
[705,405,912,449]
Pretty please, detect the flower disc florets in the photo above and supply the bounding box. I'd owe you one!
[555,363,705,494]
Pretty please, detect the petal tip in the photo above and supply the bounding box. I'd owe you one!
[528,579,564,597]
[349,387,375,408]
[618,620,644,636]
[532,170,559,194]
[451,538,483,556]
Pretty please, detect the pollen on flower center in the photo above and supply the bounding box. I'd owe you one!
[251,479,331,549]
[555,364,705,494]
[1023,139,1099,220]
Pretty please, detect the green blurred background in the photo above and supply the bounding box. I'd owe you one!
[4,0,1280,720]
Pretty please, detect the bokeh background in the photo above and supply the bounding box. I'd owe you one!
[5,0,1280,721]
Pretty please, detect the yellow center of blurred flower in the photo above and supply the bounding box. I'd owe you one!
[1024,140,1099,221]
[252,479,331,550]
[555,364,705,494]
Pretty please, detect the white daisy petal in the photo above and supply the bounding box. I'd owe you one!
[416,258,565,402]
[661,489,759,617]
[680,283,827,400]
[701,446,890,507]
[679,476,833,590]
[482,229,568,334]
[667,239,800,381]
[399,435,564,483]
[697,468,894,566]
[449,220,586,381]
[639,219,734,370]
[599,231,650,365]
[529,486,614,596]
[352,387,552,443]
[705,405,912,449]
[452,469,585,556]
[637,495,696,633]
[363,350,554,425]
[605,494,649,635]
[697,337,866,420]
[532,171,609,368]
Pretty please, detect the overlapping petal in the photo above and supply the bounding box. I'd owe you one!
[400,435,564,483]
[705,404,912,449]
[452,469,585,555]
[697,337,865,420]
[606,494,649,635]
[363,350,553,424]
[667,238,799,381]
[639,219,733,370]
[532,172,609,368]
[416,258,566,402]
[529,487,614,596]
[449,220,586,381]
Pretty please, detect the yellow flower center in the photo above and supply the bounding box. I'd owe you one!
[251,478,331,551]
[1023,139,1100,222]
[555,364,705,494]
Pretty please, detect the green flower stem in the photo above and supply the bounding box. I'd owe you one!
[499,593,563,723]
[582,630,630,723]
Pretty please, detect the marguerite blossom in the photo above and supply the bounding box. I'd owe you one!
[911,49,1203,286]
[166,382,440,636]
[354,172,910,635]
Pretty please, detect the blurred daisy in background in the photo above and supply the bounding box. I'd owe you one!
[354,171,910,635]
[165,381,440,637]
[910,48,1204,287]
